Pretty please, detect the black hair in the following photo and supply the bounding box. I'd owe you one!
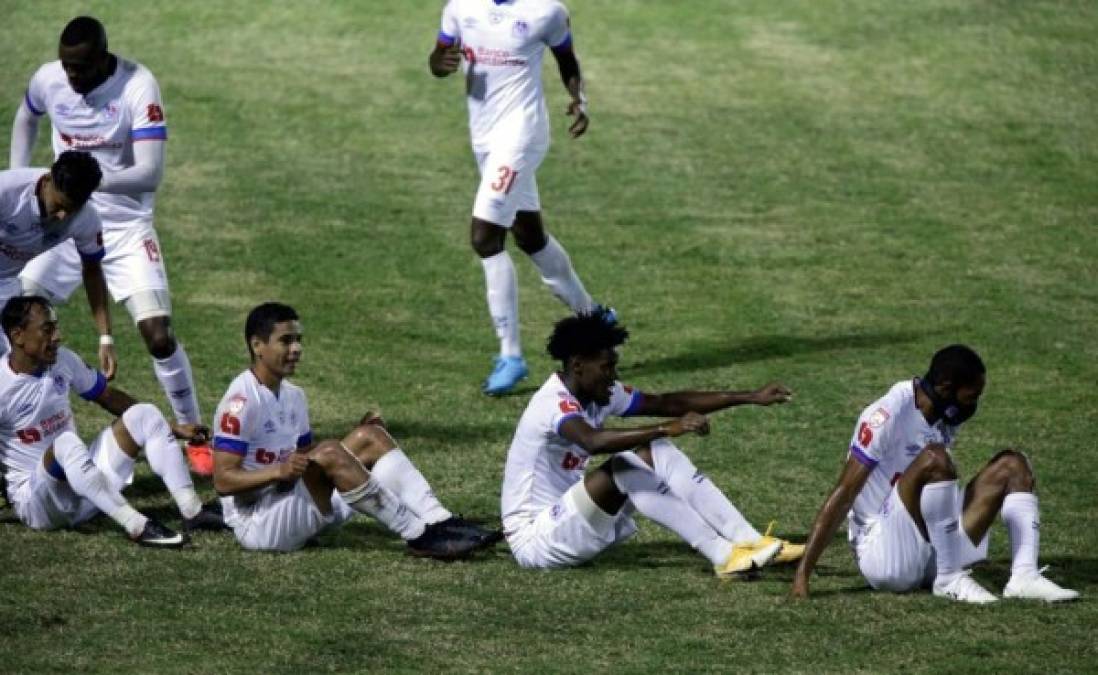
[927,344,986,388]
[546,308,629,364]
[52,151,102,207]
[245,302,299,359]
[60,16,108,52]
[1,296,54,340]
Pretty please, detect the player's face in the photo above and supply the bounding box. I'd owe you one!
[253,320,303,380]
[14,304,62,366]
[953,373,986,407]
[573,349,618,406]
[38,176,79,225]
[58,42,110,95]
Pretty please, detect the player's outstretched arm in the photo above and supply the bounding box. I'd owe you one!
[80,259,116,380]
[550,43,588,138]
[213,449,307,496]
[9,101,40,168]
[635,382,793,418]
[560,411,710,455]
[791,456,872,599]
[93,384,138,418]
[429,40,462,78]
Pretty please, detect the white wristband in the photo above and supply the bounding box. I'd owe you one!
[99,335,114,346]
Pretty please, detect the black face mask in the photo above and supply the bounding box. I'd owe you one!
[919,372,978,425]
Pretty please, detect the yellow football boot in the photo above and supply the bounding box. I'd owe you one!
[757,521,805,566]
[713,538,782,579]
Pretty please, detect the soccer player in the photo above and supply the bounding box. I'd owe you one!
[9,16,212,475]
[212,302,500,557]
[429,0,610,395]
[0,296,223,547]
[791,345,1079,603]
[0,151,114,378]
[501,309,804,575]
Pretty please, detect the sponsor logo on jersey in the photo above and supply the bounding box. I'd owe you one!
[102,101,121,121]
[868,407,890,428]
[146,103,164,123]
[558,398,581,414]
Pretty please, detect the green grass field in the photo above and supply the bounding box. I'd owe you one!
[2,1,1096,672]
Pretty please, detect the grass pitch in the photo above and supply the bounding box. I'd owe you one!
[2,1,1096,672]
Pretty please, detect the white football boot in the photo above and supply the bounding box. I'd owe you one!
[932,571,999,604]
[1003,566,1080,603]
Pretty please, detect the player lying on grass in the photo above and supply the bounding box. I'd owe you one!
[0,296,223,547]
[501,309,804,576]
[0,151,114,376]
[792,345,1079,603]
[212,302,501,558]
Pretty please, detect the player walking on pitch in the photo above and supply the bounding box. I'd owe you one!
[10,16,213,475]
[429,0,611,395]
[212,302,500,557]
[791,345,1079,603]
[0,151,114,375]
[501,309,804,575]
[0,296,223,547]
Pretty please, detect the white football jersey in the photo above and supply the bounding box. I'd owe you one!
[501,373,642,535]
[24,58,167,226]
[439,0,573,151]
[846,379,959,542]
[0,168,104,281]
[0,348,106,499]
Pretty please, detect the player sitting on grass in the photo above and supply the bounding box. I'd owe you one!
[212,302,500,558]
[0,296,223,547]
[501,309,803,576]
[792,345,1079,603]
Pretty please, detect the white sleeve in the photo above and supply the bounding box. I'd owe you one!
[9,101,40,169]
[848,405,894,469]
[439,0,461,45]
[607,381,641,417]
[59,349,107,401]
[97,140,164,194]
[213,388,257,456]
[543,2,572,48]
[549,394,584,435]
[72,209,106,260]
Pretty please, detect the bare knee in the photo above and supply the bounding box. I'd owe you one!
[308,441,355,474]
[916,443,957,482]
[988,448,1036,492]
[342,423,397,467]
[511,211,547,255]
[634,445,655,468]
[138,317,177,359]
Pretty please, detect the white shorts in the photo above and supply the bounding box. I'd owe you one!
[508,481,638,569]
[10,426,132,531]
[19,220,171,309]
[226,480,354,553]
[472,146,545,227]
[853,484,989,592]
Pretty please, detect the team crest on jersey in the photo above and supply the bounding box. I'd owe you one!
[263,419,277,433]
[228,395,247,415]
[102,101,121,121]
[52,375,66,395]
[512,20,529,37]
[489,9,505,24]
[868,408,890,428]
[53,103,73,117]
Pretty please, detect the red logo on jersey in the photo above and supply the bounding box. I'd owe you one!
[147,103,164,122]
[143,238,161,262]
[858,422,874,447]
[559,399,581,414]
[16,428,42,444]
[220,412,241,435]
[561,451,586,471]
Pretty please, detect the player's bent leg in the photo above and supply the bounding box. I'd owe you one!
[508,478,637,569]
[113,404,223,531]
[513,212,596,315]
[472,218,527,393]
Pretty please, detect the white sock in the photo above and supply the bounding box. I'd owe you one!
[124,404,201,519]
[339,476,426,541]
[153,344,201,425]
[920,480,963,580]
[369,449,452,525]
[53,432,146,537]
[1002,492,1040,578]
[480,251,521,358]
[528,234,594,313]
[650,439,760,544]
[611,452,732,565]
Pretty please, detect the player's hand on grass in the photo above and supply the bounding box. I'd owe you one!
[172,423,209,443]
[753,382,792,406]
[98,343,117,381]
[278,453,310,481]
[566,98,589,138]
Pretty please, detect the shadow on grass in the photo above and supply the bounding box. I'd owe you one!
[385,419,513,447]
[626,330,927,378]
